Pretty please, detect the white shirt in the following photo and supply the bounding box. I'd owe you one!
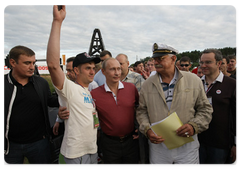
[54,76,97,159]
[104,81,124,103]
[201,71,224,93]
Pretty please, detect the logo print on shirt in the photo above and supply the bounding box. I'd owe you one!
[83,93,93,103]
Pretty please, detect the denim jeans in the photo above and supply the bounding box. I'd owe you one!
[199,144,229,164]
[5,138,51,164]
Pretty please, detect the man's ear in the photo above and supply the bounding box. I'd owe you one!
[171,55,177,63]
[9,58,16,68]
[217,60,222,67]
[74,66,79,75]
[101,68,106,76]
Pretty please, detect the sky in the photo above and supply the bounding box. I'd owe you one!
[3,3,237,65]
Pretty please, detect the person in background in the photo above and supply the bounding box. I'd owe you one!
[220,56,236,79]
[134,61,148,79]
[179,56,192,72]
[227,55,236,76]
[4,45,59,164]
[129,65,134,72]
[198,49,236,164]
[116,53,145,92]
[144,61,149,76]
[197,66,204,78]
[136,43,212,164]
[175,60,181,70]
[147,58,156,74]
[116,53,148,163]
[94,50,112,86]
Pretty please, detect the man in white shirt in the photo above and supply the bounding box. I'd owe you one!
[46,5,100,164]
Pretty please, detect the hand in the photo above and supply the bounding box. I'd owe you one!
[147,129,164,144]
[53,122,59,135]
[141,70,149,79]
[53,5,66,22]
[132,129,139,140]
[58,106,69,120]
[230,145,236,162]
[176,123,194,137]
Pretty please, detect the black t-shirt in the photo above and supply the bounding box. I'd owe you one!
[8,74,46,144]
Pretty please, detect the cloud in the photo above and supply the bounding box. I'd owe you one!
[4,5,236,65]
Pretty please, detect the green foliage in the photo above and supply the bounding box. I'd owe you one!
[41,74,55,94]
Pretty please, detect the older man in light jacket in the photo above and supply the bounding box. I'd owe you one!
[136,43,213,164]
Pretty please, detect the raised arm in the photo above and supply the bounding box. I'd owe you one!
[47,5,66,90]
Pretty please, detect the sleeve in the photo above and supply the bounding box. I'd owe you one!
[188,78,213,134]
[136,86,151,136]
[135,74,145,92]
[230,86,236,145]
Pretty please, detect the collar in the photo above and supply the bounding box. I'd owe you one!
[9,70,34,86]
[104,81,124,92]
[201,71,224,84]
[159,67,178,85]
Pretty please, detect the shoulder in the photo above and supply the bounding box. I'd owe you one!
[180,71,201,82]
[2,74,9,85]
[122,81,137,87]
[32,75,48,84]
[89,80,99,91]
[95,70,103,77]
[91,85,105,95]
[223,75,236,86]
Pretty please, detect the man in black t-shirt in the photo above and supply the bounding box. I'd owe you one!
[4,45,59,164]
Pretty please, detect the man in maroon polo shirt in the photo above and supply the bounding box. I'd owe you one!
[91,58,139,164]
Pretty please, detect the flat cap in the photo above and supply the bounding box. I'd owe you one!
[152,43,179,58]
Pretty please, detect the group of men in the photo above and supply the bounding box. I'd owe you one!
[4,5,236,164]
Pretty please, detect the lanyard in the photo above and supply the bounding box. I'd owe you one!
[205,83,214,94]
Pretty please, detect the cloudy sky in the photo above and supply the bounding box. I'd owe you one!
[3,3,237,65]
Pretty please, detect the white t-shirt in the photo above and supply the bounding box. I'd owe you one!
[54,76,97,159]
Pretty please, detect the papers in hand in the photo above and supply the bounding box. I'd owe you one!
[150,112,194,150]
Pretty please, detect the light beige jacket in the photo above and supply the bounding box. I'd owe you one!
[136,69,213,136]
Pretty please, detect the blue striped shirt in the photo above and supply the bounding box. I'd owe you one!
[159,68,178,110]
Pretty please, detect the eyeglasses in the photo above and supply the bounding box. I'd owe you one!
[154,55,169,62]
[180,64,189,67]
[199,61,214,65]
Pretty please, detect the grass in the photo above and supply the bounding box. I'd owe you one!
[40,74,55,93]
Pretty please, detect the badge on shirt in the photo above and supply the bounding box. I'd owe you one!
[93,111,99,129]
[207,97,212,106]
[216,89,221,94]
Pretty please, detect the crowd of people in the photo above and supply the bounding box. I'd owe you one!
[4,5,236,164]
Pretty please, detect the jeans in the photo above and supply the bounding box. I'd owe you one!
[5,138,51,164]
[199,144,229,164]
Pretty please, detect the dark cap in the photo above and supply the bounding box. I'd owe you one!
[152,43,179,58]
[73,52,101,68]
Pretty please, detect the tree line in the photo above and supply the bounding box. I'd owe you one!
[136,47,236,70]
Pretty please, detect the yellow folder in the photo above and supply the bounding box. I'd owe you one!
[150,112,194,150]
